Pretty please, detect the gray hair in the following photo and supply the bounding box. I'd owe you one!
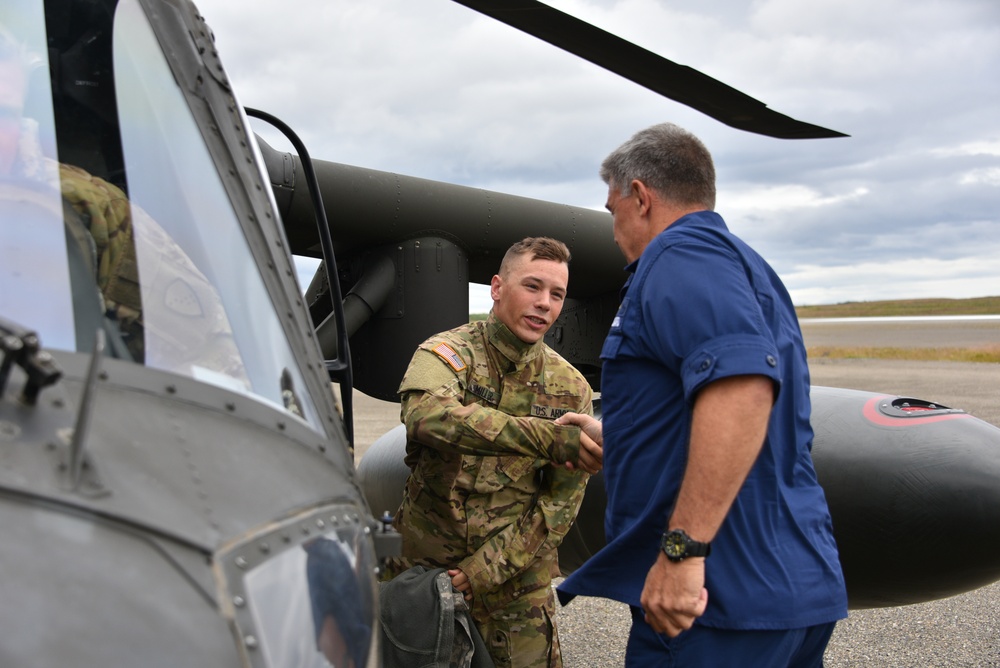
[600,122,716,210]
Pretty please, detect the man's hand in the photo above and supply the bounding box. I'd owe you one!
[449,568,473,601]
[640,554,708,637]
[574,430,604,474]
[555,412,604,474]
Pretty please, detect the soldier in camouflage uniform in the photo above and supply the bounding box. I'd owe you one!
[385,237,601,668]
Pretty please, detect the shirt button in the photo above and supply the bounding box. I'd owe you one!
[766,355,777,367]
[699,360,711,371]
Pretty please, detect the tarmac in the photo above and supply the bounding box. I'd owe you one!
[351,318,1000,666]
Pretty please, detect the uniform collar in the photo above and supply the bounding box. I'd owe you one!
[486,312,543,367]
[625,210,728,277]
[660,209,727,239]
[620,210,725,298]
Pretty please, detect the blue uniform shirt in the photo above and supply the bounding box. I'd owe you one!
[558,211,847,630]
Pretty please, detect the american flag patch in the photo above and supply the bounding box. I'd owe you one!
[432,342,467,372]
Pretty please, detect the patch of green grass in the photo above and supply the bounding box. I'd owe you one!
[808,345,1000,364]
[796,296,1000,319]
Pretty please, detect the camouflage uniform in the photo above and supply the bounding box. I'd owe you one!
[58,162,145,355]
[386,313,593,668]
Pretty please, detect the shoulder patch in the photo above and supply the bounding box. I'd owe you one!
[431,342,467,372]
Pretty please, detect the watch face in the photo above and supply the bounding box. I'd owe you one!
[662,532,687,558]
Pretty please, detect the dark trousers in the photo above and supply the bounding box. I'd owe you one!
[625,606,837,667]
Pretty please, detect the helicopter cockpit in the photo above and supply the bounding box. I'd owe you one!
[0,1,385,665]
[1,0,325,430]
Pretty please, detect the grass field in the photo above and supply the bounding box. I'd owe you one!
[795,295,1000,318]
[796,296,1000,363]
[807,344,1000,364]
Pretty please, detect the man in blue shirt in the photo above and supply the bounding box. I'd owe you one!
[556,122,847,666]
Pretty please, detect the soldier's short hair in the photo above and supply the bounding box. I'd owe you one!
[498,237,571,278]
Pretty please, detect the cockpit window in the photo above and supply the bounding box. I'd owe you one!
[0,2,74,348]
[0,0,323,430]
[217,505,379,668]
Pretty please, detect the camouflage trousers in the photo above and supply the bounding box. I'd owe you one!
[475,584,561,668]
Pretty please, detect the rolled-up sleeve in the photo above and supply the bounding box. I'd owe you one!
[399,349,582,465]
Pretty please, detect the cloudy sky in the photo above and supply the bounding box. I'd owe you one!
[194,0,999,312]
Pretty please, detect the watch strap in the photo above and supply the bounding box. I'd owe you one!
[661,528,711,561]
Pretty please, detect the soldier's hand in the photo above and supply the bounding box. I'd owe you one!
[448,568,473,601]
[555,412,603,474]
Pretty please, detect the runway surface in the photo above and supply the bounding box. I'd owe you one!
[350,317,1000,666]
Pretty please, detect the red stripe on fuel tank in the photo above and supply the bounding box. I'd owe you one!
[862,395,972,427]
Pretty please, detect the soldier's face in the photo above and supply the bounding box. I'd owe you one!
[0,60,26,176]
[490,254,568,344]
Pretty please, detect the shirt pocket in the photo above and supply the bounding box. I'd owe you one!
[473,455,536,493]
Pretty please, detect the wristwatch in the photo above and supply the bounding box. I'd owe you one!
[660,529,711,562]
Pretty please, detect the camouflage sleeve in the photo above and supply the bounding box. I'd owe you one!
[458,465,590,596]
[459,389,594,595]
[399,350,583,465]
[536,464,589,554]
[534,383,594,553]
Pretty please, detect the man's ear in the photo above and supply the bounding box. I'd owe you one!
[632,179,653,216]
[490,274,502,301]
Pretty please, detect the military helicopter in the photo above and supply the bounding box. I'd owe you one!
[2,0,999,667]
[254,0,1000,612]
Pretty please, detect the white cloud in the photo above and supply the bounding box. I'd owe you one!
[933,140,1000,158]
[720,185,870,214]
[786,256,1000,305]
[959,168,1000,187]
[196,0,1000,310]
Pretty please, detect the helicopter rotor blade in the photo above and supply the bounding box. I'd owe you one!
[451,0,848,140]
